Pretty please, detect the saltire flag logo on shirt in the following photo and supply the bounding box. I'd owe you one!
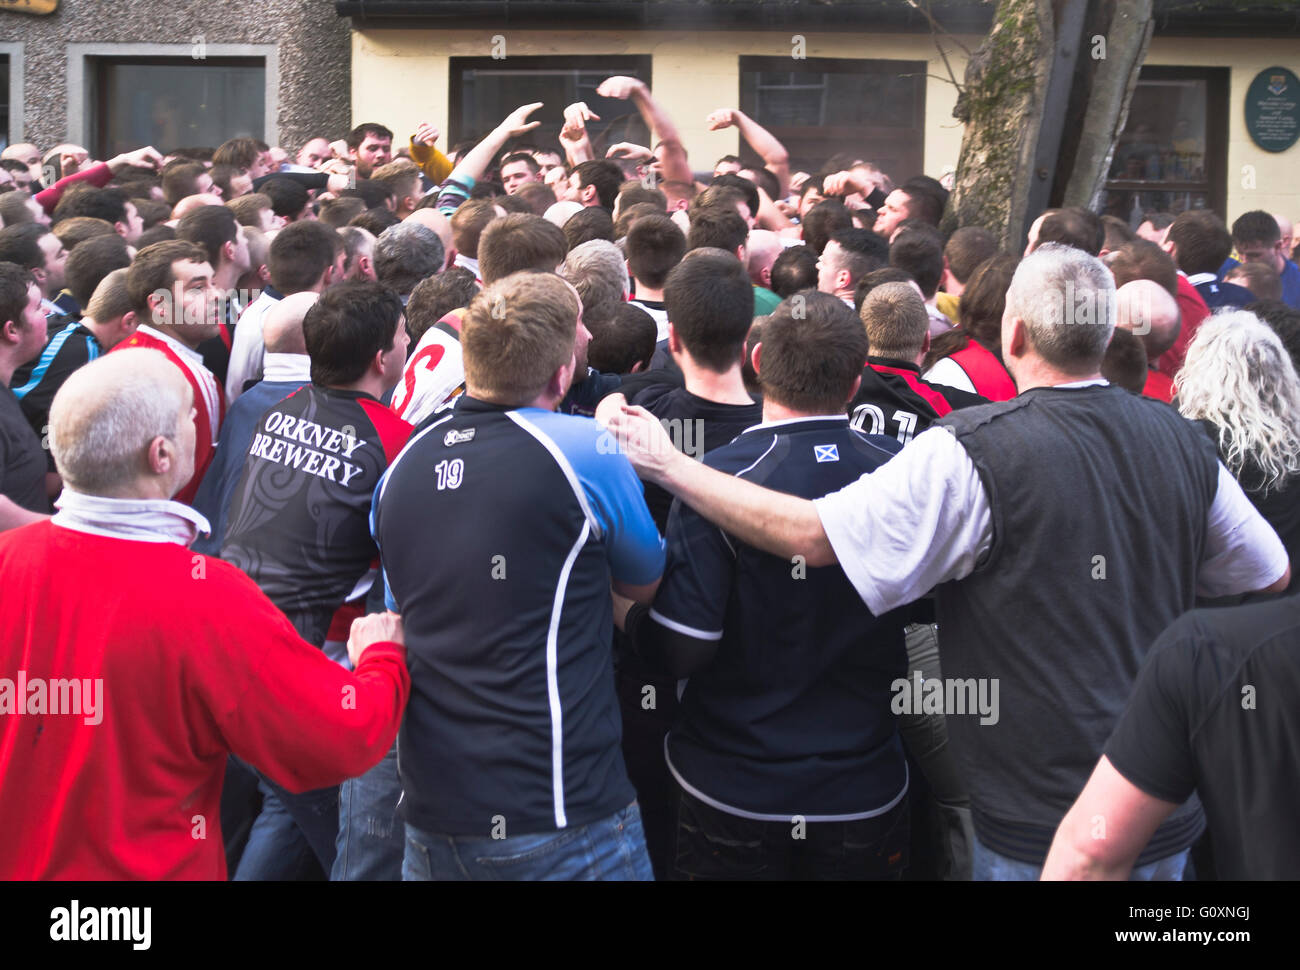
[814,444,840,463]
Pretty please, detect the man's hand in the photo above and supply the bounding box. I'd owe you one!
[563,101,600,131]
[596,76,646,101]
[496,102,544,139]
[320,157,352,177]
[607,404,684,484]
[594,392,628,428]
[788,171,811,194]
[704,108,738,131]
[348,610,404,668]
[107,146,164,174]
[821,170,866,197]
[606,142,653,162]
[326,172,352,194]
[328,139,349,160]
[412,122,440,147]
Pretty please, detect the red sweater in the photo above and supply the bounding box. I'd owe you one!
[35,162,114,216]
[1157,275,1211,379]
[0,521,409,880]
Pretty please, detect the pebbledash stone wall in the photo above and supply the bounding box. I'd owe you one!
[2,0,350,153]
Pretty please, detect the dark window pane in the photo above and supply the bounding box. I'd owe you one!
[740,56,926,182]
[452,57,652,159]
[0,55,9,151]
[97,59,264,157]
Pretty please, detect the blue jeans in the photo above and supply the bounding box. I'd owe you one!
[972,835,1188,881]
[402,802,654,881]
[233,774,339,881]
[332,743,404,881]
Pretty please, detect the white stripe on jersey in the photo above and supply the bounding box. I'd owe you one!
[546,518,590,829]
[506,411,603,541]
[137,325,221,442]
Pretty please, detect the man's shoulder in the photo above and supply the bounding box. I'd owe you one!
[706,421,899,474]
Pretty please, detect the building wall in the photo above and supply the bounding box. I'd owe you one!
[0,0,350,151]
[349,28,978,178]
[1145,35,1298,224]
[349,26,1299,223]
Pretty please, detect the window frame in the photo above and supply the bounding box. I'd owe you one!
[0,42,24,148]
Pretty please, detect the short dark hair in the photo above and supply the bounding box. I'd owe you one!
[853,266,914,312]
[574,160,622,210]
[1246,299,1300,375]
[1226,260,1282,302]
[687,206,747,254]
[350,206,401,236]
[1039,206,1103,256]
[495,194,533,215]
[127,240,208,317]
[1142,211,1175,231]
[1100,215,1137,253]
[208,164,245,200]
[261,177,310,220]
[52,217,115,251]
[373,222,444,296]
[771,245,818,298]
[0,222,48,270]
[1100,327,1148,394]
[450,199,498,259]
[64,233,131,306]
[617,182,666,213]
[478,213,567,285]
[303,281,405,386]
[213,137,266,170]
[318,195,366,229]
[406,267,479,341]
[801,199,853,255]
[161,163,208,206]
[944,226,999,284]
[1167,209,1233,275]
[269,220,342,294]
[500,152,540,175]
[899,177,947,226]
[831,227,889,273]
[132,198,172,230]
[710,173,760,219]
[627,214,686,289]
[761,291,868,413]
[664,249,754,372]
[340,178,395,210]
[588,301,657,375]
[1231,210,1281,248]
[956,253,1017,349]
[0,261,34,328]
[52,186,129,225]
[515,182,557,217]
[177,204,239,267]
[889,226,944,298]
[346,123,394,151]
[743,167,781,204]
[135,225,177,248]
[1105,239,1178,296]
[564,206,614,251]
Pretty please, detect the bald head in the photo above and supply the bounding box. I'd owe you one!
[263,291,318,355]
[404,208,452,268]
[1274,213,1294,253]
[171,194,225,221]
[1,143,39,165]
[49,348,191,498]
[1116,279,1181,361]
[746,229,782,287]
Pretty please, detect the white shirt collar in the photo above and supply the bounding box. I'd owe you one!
[743,414,849,434]
[136,324,205,365]
[52,488,211,546]
[1186,272,1217,286]
[454,253,480,277]
[263,352,312,383]
[1053,378,1110,389]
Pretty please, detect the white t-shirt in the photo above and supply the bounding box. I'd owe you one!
[225,290,281,403]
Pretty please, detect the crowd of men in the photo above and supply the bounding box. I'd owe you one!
[1,77,1298,881]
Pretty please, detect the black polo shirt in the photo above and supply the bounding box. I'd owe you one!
[0,382,47,513]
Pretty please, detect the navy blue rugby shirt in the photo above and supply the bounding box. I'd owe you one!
[632,415,912,820]
[372,395,665,836]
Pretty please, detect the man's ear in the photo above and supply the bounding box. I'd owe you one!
[115,221,128,239]
[667,320,682,354]
[629,359,645,374]
[921,331,931,356]
[222,239,236,265]
[760,264,772,287]
[845,373,862,405]
[836,268,851,293]
[750,340,763,375]
[1007,316,1029,359]
[257,263,271,284]
[1,317,19,344]
[146,434,174,477]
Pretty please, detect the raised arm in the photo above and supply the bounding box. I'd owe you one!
[436,102,543,213]
[561,102,598,167]
[706,107,791,196]
[598,76,694,186]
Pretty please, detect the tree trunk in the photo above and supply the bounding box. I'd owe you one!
[943,0,1154,249]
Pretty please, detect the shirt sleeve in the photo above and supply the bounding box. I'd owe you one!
[647,496,731,641]
[1103,616,1201,804]
[410,141,454,184]
[922,356,977,396]
[1196,462,1289,597]
[435,172,476,216]
[812,426,992,615]
[34,162,113,214]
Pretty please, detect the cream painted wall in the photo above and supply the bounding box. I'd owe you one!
[351,28,1297,221]
[352,28,975,178]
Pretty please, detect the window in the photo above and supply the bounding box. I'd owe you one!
[1102,67,1228,224]
[0,54,8,151]
[450,56,652,158]
[739,56,926,181]
[90,57,265,157]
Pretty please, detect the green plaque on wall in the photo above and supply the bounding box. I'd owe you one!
[1244,67,1300,153]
